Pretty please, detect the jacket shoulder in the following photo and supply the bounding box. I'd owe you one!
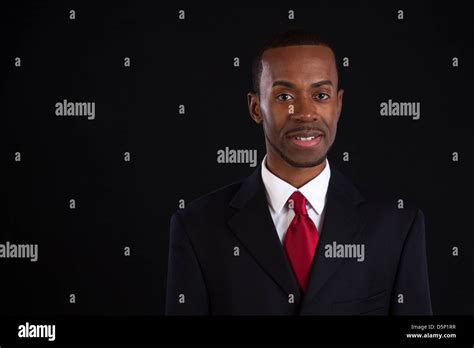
[171,180,244,223]
[331,164,423,223]
[360,194,424,239]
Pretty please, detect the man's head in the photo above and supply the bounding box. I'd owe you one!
[248,30,343,169]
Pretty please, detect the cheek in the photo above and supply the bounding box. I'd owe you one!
[326,104,340,125]
[318,110,339,141]
[262,103,287,133]
[328,117,339,141]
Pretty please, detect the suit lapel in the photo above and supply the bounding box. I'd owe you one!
[299,166,367,314]
[227,165,300,297]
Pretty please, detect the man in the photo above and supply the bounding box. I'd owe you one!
[165,30,432,315]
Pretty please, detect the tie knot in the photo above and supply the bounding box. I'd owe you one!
[288,191,308,215]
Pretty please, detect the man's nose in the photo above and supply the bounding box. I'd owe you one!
[290,97,318,121]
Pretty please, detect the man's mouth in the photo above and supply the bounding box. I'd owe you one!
[288,130,323,147]
[295,136,317,141]
[289,134,323,148]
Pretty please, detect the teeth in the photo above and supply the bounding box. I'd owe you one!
[296,136,316,141]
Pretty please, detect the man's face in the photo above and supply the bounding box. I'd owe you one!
[248,45,343,168]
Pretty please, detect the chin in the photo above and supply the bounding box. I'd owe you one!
[284,154,326,168]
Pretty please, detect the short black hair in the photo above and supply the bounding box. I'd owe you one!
[251,29,339,94]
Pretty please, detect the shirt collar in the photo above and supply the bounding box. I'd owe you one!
[261,154,331,215]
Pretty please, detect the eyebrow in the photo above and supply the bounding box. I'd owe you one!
[272,80,333,89]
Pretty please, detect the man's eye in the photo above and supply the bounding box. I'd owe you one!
[276,94,293,101]
[314,93,330,100]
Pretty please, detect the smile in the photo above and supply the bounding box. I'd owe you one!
[290,134,323,148]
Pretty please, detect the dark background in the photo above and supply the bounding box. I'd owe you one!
[1,1,473,315]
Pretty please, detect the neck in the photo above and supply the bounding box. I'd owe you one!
[265,153,326,188]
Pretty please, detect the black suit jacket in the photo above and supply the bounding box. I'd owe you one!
[165,163,432,315]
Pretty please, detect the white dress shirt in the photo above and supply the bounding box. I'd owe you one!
[260,155,331,244]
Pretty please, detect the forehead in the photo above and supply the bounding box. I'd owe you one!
[260,45,337,85]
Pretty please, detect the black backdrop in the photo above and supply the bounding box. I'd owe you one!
[1,2,473,316]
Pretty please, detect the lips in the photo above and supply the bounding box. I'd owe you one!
[295,136,317,141]
[288,133,323,148]
[286,130,324,139]
[285,128,324,148]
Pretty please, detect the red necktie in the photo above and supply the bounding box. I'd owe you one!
[283,191,319,291]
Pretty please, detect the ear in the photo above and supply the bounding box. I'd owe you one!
[247,92,262,124]
[336,88,344,120]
